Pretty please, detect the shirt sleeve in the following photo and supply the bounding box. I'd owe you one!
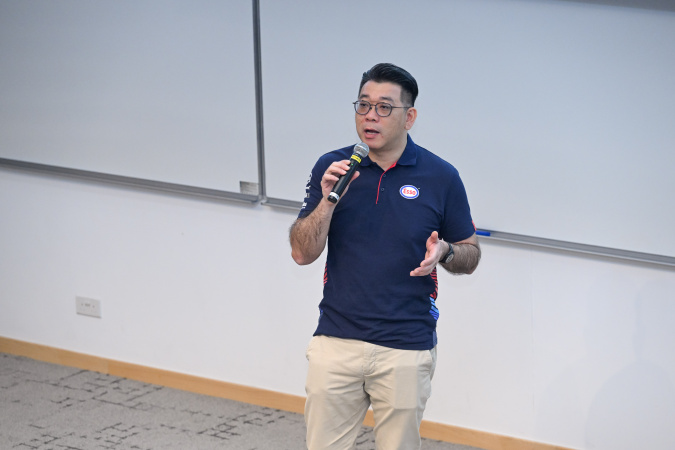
[297,157,328,219]
[439,168,476,243]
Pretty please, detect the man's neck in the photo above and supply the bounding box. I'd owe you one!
[368,136,408,170]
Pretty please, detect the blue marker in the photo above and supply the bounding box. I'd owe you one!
[476,230,491,237]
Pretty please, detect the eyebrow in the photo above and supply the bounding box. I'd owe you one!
[359,94,396,103]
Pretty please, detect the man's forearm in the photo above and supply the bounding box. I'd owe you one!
[289,200,335,265]
[441,240,481,275]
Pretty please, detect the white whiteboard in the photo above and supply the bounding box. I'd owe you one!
[261,0,675,258]
[0,0,258,193]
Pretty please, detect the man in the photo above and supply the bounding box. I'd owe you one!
[290,63,481,449]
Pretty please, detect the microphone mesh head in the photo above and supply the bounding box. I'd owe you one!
[354,142,369,158]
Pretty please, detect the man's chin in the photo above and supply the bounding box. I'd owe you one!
[360,136,381,149]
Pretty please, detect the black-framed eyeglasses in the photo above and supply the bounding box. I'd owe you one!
[353,100,410,117]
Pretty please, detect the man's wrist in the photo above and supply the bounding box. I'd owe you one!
[440,241,454,264]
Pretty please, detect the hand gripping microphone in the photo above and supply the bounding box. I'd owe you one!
[327,142,369,204]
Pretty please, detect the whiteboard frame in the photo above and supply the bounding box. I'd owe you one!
[0,157,259,204]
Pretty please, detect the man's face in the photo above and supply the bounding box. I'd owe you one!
[355,81,416,154]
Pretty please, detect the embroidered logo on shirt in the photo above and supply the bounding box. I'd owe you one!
[399,185,419,199]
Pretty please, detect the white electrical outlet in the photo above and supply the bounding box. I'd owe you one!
[76,296,102,318]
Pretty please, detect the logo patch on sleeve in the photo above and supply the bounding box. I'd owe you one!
[399,185,419,199]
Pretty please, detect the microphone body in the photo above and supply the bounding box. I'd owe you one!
[327,142,369,204]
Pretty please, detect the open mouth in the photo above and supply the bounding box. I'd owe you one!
[364,128,379,138]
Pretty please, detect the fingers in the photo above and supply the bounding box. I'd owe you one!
[410,261,434,277]
[410,253,436,277]
[321,160,350,185]
[410,231,441,277]
[321,160,358,200]
[327,160,351,177]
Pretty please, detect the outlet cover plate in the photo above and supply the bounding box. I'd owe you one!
[76,296,102,318]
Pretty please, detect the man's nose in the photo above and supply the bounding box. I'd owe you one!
[365,106,379,120]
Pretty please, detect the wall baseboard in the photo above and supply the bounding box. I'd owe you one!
[0,336,573,450]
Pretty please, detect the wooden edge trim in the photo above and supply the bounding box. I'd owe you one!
[0,337,575,450]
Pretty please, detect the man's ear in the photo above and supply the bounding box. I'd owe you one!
[405,107,417,130]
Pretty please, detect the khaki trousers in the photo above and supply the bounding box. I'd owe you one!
[305,335,437,450]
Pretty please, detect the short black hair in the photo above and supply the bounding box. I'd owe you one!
[359,63,419,106]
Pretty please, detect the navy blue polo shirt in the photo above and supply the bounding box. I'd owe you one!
[298,135,475,350]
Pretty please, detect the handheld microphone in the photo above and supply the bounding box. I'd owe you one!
[327,142,369,204]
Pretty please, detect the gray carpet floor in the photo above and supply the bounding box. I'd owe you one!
[0,352,484,450]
